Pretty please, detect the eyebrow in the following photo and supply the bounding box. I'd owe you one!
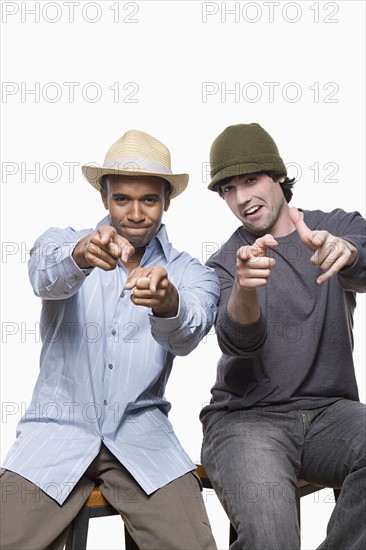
[111,193,161,200]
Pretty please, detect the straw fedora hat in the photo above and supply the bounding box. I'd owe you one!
[82,129,189,198]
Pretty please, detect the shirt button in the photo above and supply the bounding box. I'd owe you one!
[108,364,113,370]
[111,329,116,336]
[104,400,108,406]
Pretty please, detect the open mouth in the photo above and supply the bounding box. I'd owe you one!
[244,205,263,218]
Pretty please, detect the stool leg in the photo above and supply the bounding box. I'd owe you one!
[65,507,90,550]
[124,525,140,550]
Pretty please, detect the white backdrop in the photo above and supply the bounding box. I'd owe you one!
[1,1,365,549]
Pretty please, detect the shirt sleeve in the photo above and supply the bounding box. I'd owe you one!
[148,259,220,356]
[208,257,267,357]
[324,209,366,293]
[314,208,366,292]
[28,226,94,300]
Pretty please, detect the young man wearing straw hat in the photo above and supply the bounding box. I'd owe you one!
[200,123,366,550]
[1,130,219,549]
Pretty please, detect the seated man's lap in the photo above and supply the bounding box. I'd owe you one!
[0,468,95,550]
[1,447,216,550]
[201,400,365,547]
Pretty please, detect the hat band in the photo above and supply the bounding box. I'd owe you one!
[103,156,172,174]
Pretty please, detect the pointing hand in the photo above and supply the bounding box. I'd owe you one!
[289,207,357,284]
[235,234,278,290]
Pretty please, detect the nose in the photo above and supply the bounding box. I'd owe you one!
[128,201,145,223]
[236,185,251,206]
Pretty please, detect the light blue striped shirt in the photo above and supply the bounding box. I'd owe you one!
[3,217,219,504]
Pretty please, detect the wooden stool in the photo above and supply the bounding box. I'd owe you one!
[65,486,138,550]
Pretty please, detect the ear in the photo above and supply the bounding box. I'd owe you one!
[279,176,286,184]
[100,188,108,210]
[164,193,171,212]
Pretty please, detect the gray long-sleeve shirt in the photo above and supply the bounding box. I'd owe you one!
[200,208,366,420]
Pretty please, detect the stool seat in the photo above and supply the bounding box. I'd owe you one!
[65,487,138,550]
[85,487,110,507]
[66,465,340,550]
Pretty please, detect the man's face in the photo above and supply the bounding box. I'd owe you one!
[101,175,170,249]
[219,173,287,237]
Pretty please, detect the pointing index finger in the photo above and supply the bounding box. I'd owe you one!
[237,234,278,261]
[254,234,278,252]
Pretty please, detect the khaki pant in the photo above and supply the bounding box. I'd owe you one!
[1,445,216,550]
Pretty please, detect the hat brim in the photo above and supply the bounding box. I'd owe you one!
[81,165,189,199]
[208,161,287,191]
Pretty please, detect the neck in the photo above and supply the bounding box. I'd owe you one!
[121,247,145,274]
[270,204,297,238]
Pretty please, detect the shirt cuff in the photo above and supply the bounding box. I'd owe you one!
[148,294,186,333]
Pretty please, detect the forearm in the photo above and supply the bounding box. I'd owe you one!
[28,228,92,300]
[216,303,267,357]
[227,279,261,325]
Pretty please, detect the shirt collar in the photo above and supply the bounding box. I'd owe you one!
[147,224,171,261]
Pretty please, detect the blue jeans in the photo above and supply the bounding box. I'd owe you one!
[201,399,366,550]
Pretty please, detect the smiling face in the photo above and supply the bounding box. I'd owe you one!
[219,172,292,237]
[101,175,171,252]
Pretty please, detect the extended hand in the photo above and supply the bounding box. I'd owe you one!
[72,225,135,270]
[226,234,278,325]
[125,265,179,317]
[289,207,357,284]
[235,234,278,290]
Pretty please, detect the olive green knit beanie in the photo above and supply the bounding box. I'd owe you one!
[208,123,287,191]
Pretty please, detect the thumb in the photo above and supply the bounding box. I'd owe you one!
[289,207,318,250]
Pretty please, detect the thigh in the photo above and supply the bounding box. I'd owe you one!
[301,399,366,487]
[96,447,216,550]
[0,469,95,550]
[201,410,303,550]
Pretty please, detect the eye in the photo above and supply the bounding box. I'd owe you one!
[143,197,159,204]
[222,185,234,194]
[245,176,257,184]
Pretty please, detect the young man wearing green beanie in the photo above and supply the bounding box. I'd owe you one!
[200,123,366,550]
